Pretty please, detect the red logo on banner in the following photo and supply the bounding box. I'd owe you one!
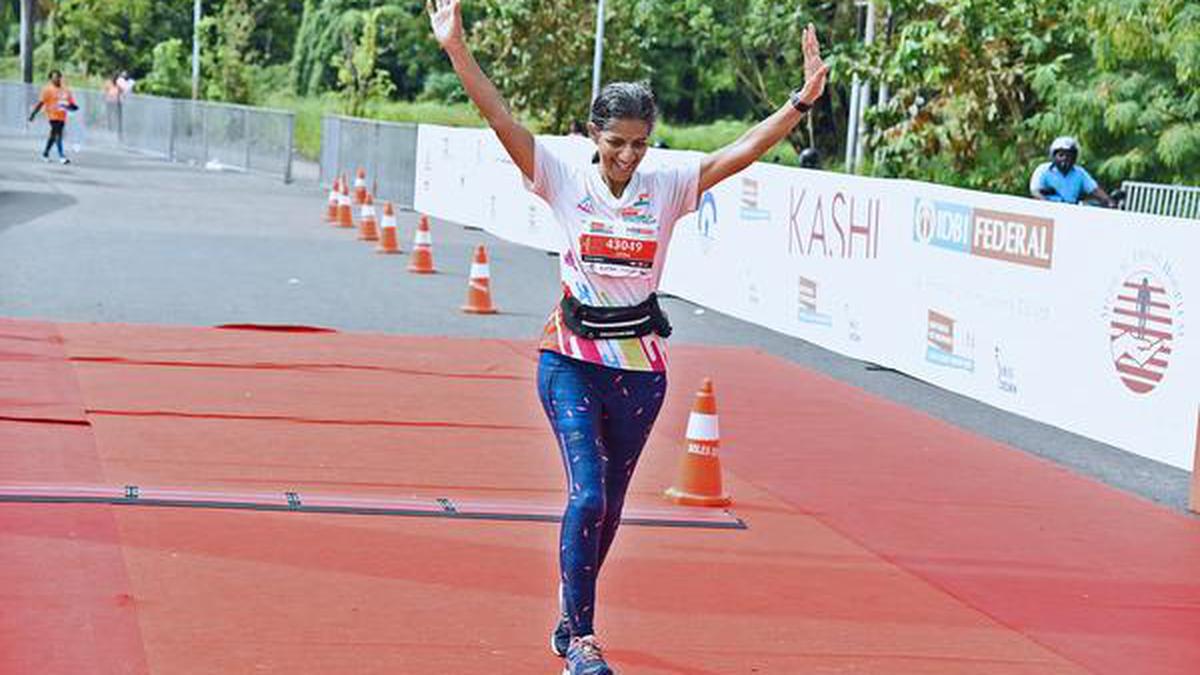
[1109,271,1175,394]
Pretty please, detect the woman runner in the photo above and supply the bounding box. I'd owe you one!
[427,2,829,673]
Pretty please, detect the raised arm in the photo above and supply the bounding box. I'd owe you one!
[429,0,535,181]
[698,24,830,195]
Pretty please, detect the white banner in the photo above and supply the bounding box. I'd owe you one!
[415,124,1198,471]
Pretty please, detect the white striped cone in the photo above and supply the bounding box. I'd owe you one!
[462,245,497,314]
[407,215,435,273]
[353,168,367,204]
[376,203,401,254]
[665,378,731,506]
[336,186,354,228]
[358,198,379,241]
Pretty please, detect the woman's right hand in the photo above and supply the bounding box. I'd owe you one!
[428,0,466,54]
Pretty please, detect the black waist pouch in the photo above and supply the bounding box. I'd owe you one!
[560,293,672,340]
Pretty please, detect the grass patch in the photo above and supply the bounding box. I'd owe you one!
[260,94,487,161]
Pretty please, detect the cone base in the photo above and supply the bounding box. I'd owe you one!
[407,267,436,274]
[461,305,498,314]
[375,249,402,255]
[358,235,380,242]
[664,487,732,507]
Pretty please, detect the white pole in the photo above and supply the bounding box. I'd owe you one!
[844,74,860,172]
[192,0,202,100]
[591,0,606,103]
[19,0,33,84]
[853,1,876,172]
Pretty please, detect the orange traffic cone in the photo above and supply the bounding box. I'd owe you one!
[376,202,401,254]
[353,167,367,205]
[665,378,731,507]
[461,245,498,314]
[358,193,379,241]
[407,214,436,273]
[324,177,340,223]
[336,182,355,229]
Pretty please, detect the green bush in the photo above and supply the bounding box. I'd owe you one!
[140,39,190,99]
[418,71,467,105]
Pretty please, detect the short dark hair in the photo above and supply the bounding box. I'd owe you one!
[590,82,657,132]
[48,69,62,79]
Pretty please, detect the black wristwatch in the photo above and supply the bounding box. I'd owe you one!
[789,90,813,113]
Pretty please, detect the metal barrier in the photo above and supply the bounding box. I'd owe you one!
[320,115,418,209]
[1121,181,1200,221]
[1,81,294,182]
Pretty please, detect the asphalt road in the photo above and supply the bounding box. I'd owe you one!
[1,130,1191,513]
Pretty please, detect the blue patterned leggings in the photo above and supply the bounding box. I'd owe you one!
[536,350,667,638]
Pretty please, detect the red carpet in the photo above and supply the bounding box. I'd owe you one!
[1,318,1197,674]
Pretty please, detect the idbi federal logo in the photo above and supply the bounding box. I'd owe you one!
[1104,255,1184,395]
[913,199,1055,269]
[926,310,975,371]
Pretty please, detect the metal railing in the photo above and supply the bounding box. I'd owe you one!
[320,115,418,209]
[1121,181,1200,221]
[1,81,295,182]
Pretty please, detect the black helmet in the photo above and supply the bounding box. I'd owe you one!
[798,148,820,168]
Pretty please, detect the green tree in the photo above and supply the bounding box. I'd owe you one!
[140,38,190,98]
[1028,0,1200,186]
[292,0,445,100]
[249,0,306,66]
[861,0,1083,191]
[629,0,855,158]
[629,0,744,124]
[473,0,646,133]
[203,0,256,103]
[53,0,191,78]
[334,7,395,117]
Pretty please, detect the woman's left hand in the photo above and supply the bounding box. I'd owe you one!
[796,23,830,106]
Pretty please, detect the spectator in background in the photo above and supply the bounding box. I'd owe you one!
[104,74,122,131]
[1029,136,1115,207]
[568,119,586,137]
[116,70,136,100]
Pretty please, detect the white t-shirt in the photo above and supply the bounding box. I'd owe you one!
[528,140,700,371]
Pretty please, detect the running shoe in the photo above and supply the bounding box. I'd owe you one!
[39,155,49,163]
[60,157,70,165]
[562,636,613,675]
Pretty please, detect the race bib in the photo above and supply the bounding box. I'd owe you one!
[578,218,659,277]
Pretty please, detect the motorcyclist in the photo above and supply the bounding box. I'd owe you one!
[1029,136,1115,207]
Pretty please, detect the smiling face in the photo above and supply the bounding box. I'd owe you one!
[590,118,651,194]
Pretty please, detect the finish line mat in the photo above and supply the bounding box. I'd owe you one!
[2,318,1198,674]
[0,483,745,529]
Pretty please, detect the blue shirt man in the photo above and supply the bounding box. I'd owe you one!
[1029,136,1114,207]
[1032,162,1098,203]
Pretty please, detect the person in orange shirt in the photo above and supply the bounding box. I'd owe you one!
[28,69,78,164]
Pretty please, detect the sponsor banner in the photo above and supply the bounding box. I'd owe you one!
[414,124,1198,471]
[659,161,900,363]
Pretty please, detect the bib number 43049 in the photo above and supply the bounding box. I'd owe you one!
[579,234,657,269]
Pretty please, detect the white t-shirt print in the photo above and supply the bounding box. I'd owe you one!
[528,140,701,372]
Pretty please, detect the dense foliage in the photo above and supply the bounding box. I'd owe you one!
[4,0,1196,190]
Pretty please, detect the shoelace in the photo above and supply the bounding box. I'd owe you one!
[573,638,605,663]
